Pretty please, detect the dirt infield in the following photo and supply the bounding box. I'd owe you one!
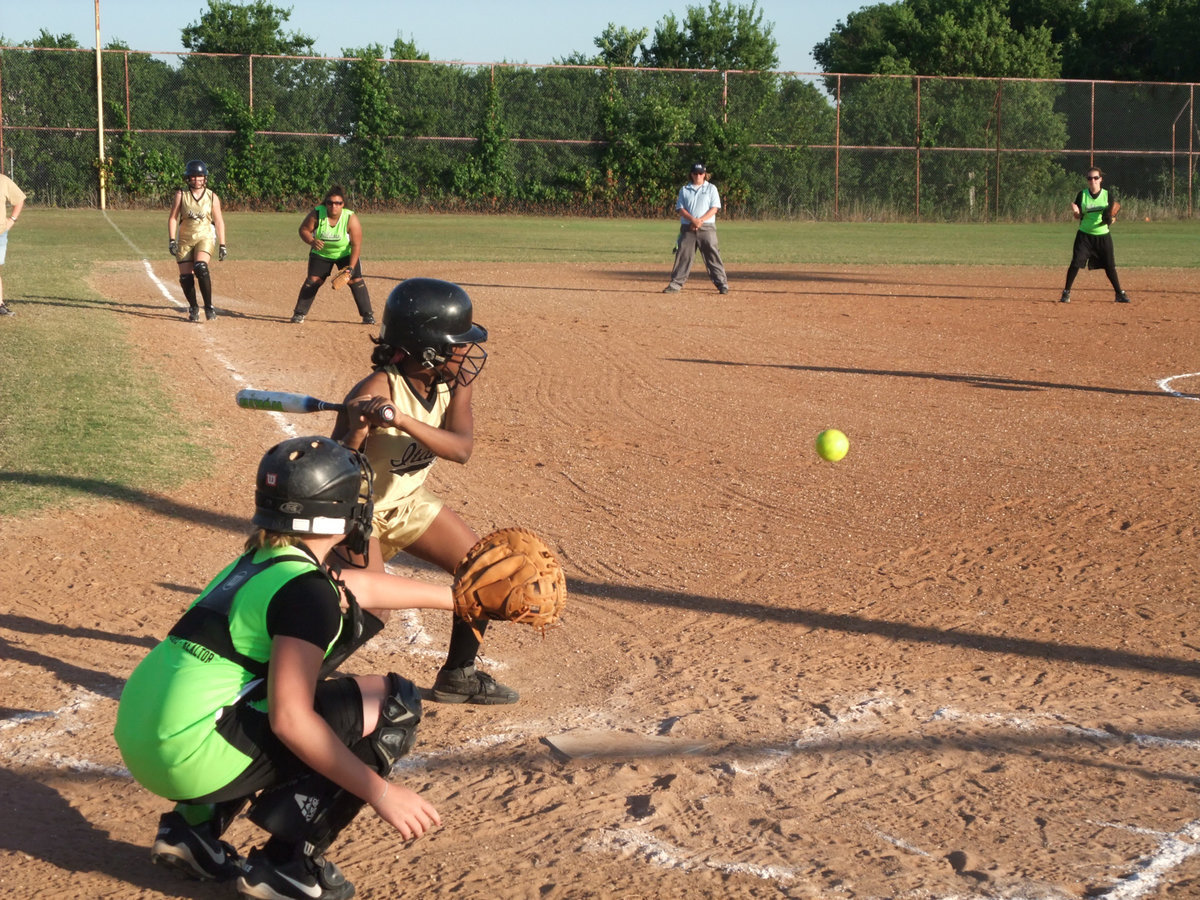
[3,258,1200,899]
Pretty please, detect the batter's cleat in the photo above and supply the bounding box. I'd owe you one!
[662,285,681,293]
[237,847,354,900]
[188,307,201,323]
[432,665,518,705]
[0,303,13,316]
[1059,290,1071,303]
[290,314,305,324]
[361,314,376,325]
[205,306,218,320]
[150,811,245,882]
[1115,291,1131,303]
[718,285,730,294]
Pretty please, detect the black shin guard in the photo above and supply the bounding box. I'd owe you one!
[349,281,373,318]
[193,261,213,308]
[245,674,421,855]
[293,280,321,317]
[179,273,198,307]
[247,772,361,855]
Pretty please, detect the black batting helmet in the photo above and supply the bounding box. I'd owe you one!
[252,436,374,555]
[380,278,488,386]
[184,159,208,179]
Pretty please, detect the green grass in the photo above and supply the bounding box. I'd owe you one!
[0,214,208,515]
[2,208,1196,516]
[88,209,1200,267]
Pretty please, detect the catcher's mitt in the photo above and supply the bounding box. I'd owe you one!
[452,527,566,634]
[331,267,353,290]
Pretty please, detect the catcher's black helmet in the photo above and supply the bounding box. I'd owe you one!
[252,436,374,555]
[184,159,208,179]
[380,278,488,386]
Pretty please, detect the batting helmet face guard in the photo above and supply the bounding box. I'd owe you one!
[184,159,208,180]
[380,278,488,388]
[252,436,374,555]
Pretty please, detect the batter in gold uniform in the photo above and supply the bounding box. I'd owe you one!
[332,278,515,705]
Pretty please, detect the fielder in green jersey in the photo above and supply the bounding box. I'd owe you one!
[1059,167,1130,304]
[290,186,375,324]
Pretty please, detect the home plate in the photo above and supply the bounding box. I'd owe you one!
[542,729,711,761]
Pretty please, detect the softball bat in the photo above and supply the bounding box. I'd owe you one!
[235,389,396,424]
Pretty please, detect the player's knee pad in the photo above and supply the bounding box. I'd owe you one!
[193,260,210,282]
[369,673,422,773]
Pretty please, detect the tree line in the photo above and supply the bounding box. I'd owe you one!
[1,0,1196,217]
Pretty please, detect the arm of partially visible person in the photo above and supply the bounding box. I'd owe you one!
[6,191,25,229]
[268,635,442,840]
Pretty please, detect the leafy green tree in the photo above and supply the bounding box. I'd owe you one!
[1063,0,1150,80]
[1143,0,1200,81]
[814,0,1060,78]
[18,29,81,48]
[645,0,779,70]
[593,24,651,67]
[0,36,98,203]
[339,46,405,200]
[181,0,314,55]
[813,0,1065,219]
[453,77,516,204]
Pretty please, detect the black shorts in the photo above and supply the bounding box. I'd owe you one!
[307,252,359,280]
[188,677,364,804]
[1071,231,1116,270]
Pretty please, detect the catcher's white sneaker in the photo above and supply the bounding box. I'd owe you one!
[237,847,352,900]
[150,811,244,882]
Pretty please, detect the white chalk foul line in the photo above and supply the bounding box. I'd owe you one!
[1157,373,1200,401]
[103,212,298,438]
[1088,819,1200,899]
[584,827,804,885]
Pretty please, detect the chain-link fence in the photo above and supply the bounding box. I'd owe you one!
[1,46,1196,220]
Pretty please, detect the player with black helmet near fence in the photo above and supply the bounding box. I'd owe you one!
[167,160,227,322]
[115,436,454,899]
[331,277,517,705]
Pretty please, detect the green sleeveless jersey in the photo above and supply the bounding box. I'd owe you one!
[1077,187,1112,236]
[312,205,354,260]
[114,546,344,800]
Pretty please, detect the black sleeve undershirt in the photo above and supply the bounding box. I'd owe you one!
[265,570,343,650]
